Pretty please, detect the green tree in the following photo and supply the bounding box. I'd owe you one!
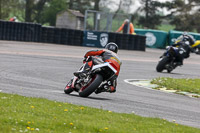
[137,0,164,29]
[41,0,67,26]
[166,0,200,32]
[34,0,50,23]
[94,0,100,11]
[25,0,34,22]
[0,0,2,19]
[67,0,91,14]
[0,0,25,21]
[25,0,50,23]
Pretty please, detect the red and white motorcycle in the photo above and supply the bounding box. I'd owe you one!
[64,56,117,97]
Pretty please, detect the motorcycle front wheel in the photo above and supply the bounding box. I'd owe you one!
[156,56,170,72]
[79,74,103,97]
[64,79,74,94]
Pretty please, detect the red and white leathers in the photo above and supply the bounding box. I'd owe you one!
[82,49,122,92]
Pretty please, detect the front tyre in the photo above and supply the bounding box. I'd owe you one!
[64,80,74,94]
[79,74,103,97]
[156,56,169,72]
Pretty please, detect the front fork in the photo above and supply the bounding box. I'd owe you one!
[71,74,93,92]
[165,57,178,72]
[69,76,81,92]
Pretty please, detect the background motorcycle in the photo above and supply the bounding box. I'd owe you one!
[64,56,117,97]
[192,41,200,54]
[156,46,180,73]
[156,41,200,73]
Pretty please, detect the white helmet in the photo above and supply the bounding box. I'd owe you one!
[105,42,118,53]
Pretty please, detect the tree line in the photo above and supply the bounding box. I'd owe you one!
[0,0,200,32]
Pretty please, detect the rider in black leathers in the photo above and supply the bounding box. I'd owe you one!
[172,33,195,66]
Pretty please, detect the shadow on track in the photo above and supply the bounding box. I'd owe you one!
[63,93,111,101]
[156,71,183,75]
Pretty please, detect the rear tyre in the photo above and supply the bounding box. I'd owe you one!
[156,56,169,72]
[79,74,103,97]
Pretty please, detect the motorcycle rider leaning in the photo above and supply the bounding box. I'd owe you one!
[172,33,195,66]
[74,42,122,93]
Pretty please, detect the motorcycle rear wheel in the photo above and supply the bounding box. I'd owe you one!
[156,56,170,72]
[79,74,103,97]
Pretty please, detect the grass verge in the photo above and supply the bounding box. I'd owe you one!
[0,92,200,133]
[151,77,200,95]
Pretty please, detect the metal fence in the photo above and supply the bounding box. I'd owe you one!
[84,10,132,33]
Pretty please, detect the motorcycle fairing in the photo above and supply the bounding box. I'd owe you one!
[92,62,117,74]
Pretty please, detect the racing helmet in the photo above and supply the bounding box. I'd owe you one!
[182,32,195,45]
[105,42,118,53]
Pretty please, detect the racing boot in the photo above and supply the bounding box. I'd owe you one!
[107,86,116,93]
[95,85,116,94]
[104,85,116,93]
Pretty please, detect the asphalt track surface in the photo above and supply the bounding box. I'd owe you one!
[0,41,200,128]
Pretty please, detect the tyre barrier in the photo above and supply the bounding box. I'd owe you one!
[41,26,83,46]
[0,20,146,51]
[0,20,41,42]
[108,32,146,51]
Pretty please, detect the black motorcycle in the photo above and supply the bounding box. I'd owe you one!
[156,40,200,73]
[156,46,181,73]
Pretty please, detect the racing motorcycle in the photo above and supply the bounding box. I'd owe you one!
[156,40,200,73]
[156,46,180,73]
[64,56,117,97]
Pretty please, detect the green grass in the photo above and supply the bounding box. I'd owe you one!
[0,93,200,133]
[151,77,200,94]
